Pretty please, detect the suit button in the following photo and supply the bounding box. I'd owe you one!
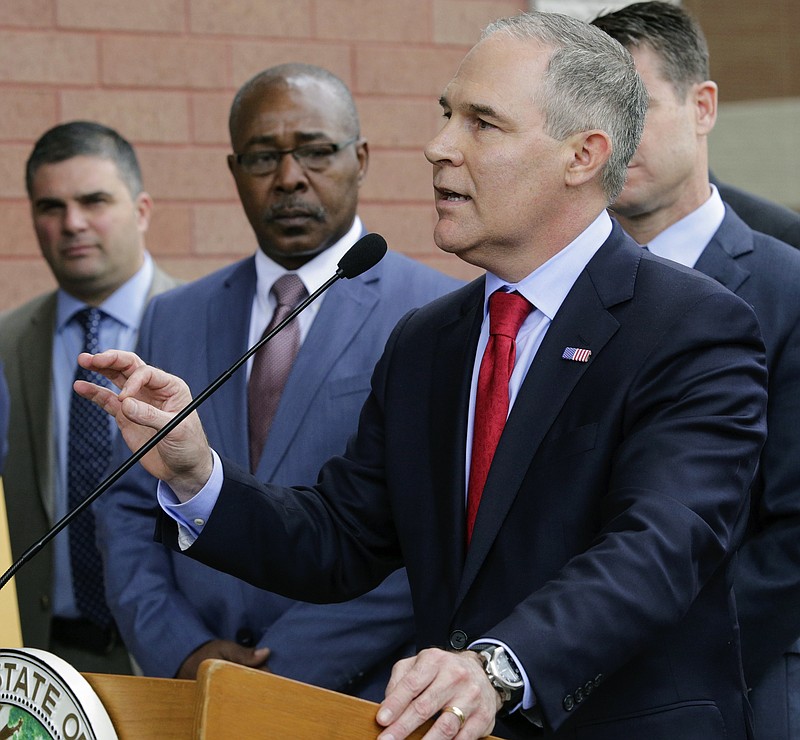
[449,630,468,650]
[563,694,575,712]
[574,687,585,704]
[594,673,603,688]
[40,594,51,610]
[584,680,594,696]
[236,628,255,647]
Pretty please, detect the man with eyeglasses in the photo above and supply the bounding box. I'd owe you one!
[93,63,461,696]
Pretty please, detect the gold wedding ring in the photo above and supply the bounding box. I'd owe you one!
[442,705,466,728]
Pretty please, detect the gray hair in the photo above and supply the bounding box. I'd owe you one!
[482,12,648,202]
[26,121,143,197]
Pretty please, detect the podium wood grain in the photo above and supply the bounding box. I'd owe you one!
[83,672,196,739]
[83,661,504,739]
[195,659,503,739]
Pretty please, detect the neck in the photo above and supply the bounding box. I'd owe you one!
[612,178,712,246]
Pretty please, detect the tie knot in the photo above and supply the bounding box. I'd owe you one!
[73,306,102,332]
[488,290,532,339]
[73,307,104,354]
[271,274,307,308]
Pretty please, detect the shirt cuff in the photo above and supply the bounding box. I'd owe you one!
[157,448,224,551]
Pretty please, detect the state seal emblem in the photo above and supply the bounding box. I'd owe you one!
[0,648,117,739]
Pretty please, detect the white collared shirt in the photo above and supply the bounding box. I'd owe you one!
[646,185,725,268]
[246,217,364,377]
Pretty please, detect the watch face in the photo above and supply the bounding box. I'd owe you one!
[494,650,523,687]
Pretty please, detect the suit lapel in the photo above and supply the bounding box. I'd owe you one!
[16,295,58,521]
[693,208,753,295]
[456,228,637,609]
[429,281,486,587]
[201,259,256,467]
[255,266,380,481]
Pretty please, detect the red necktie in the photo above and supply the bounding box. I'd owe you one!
[466,290,532,544]
[248,274,308,472]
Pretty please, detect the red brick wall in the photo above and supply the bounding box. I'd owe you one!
[0,0,524,311]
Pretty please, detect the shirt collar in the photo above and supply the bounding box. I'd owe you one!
[647,185,725,268]
[252,216,363,306]
[56,251,155,330]
[484,210,612,321]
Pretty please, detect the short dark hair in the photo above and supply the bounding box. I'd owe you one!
[25,121,144,197]
[591,2,709,98]
[229,63,360,144]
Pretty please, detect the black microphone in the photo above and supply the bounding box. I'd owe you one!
[0,233,388,592]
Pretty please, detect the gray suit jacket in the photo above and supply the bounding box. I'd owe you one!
[0,264,180,647]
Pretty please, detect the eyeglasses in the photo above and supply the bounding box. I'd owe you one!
[232,137,359,176]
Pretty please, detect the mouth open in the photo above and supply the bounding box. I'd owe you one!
[436,187,471,203]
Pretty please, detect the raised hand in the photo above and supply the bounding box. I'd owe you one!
[74,349,213,500]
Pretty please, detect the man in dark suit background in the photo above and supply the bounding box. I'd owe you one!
[712,175,800,249]
[94,64,461,697]
[0,122,180,673]
[592,4,800,738]
[77,12,768,739]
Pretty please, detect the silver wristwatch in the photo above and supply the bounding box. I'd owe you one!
[470,643,524,705]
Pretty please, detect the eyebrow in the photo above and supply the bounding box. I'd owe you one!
[438,95,511,126]
[242,131,337,149]
[34,190,112,208]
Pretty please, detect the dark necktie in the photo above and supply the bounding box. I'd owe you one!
[67,306,113,628]
[248,274,308,472]
[466,290,532,544]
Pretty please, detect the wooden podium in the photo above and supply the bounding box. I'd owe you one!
[84,660,503,738]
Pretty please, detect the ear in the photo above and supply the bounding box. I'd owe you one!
[564,130,612,188]
[134,191,154,233]
[227,153,236,176]
[355,139,369,186]
[693,80,718,135]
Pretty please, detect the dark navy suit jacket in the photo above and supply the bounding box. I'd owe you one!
[96,248,461,699]
[712,176,800,249]
[694,207,800,738]
[161,224,768,737]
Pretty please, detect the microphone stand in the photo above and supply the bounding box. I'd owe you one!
[0,270,346,592]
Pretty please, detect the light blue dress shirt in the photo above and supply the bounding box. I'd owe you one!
[52,253,154,618]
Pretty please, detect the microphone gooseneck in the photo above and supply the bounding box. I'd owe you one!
[0,233,388,592]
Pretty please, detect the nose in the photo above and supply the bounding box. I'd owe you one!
[62,203,89,234]
[273,151,309,193]
[425,120,463,167]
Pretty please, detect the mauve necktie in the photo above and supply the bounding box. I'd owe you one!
[247,274,308,472]
[67,306,113,627]
[466,290,532,544]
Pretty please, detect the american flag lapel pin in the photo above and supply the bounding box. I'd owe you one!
[562,346,592,363]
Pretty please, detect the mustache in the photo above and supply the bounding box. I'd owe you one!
[264,199,326,223]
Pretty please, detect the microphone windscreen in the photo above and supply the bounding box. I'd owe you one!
[337,233,388,279]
